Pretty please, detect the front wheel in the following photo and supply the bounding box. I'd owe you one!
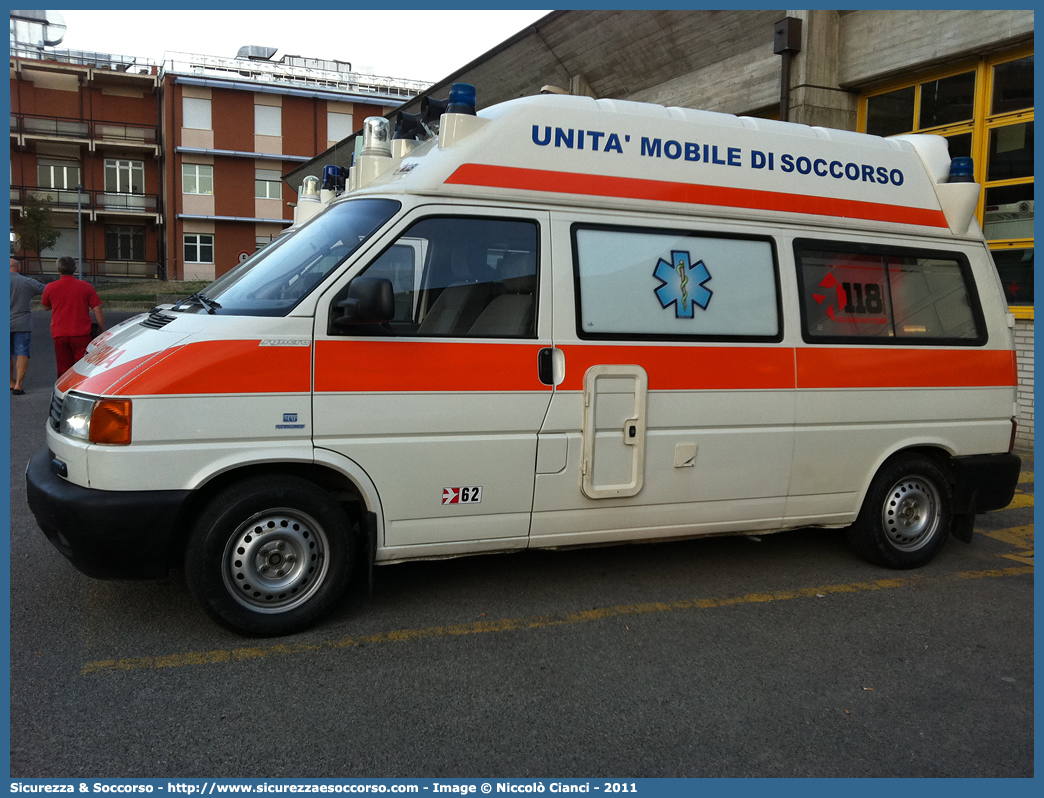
[186,476,354,636]
[846,455,953,569]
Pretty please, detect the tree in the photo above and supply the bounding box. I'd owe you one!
[13,194,61,255]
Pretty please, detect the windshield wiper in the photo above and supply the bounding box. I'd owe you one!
[172,292,222,315]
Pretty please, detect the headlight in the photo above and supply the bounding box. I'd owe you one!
[59,392,132,445]
[59,393,95,440]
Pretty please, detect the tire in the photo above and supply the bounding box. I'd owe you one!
[185,475,354,636]
[846,455,952,569]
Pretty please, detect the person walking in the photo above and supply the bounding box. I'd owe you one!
[9,257,46,395]
[40,256,105,378]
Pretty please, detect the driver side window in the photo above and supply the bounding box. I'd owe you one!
[352,215,539,338]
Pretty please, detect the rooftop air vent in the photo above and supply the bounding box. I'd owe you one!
[236,46,278,61]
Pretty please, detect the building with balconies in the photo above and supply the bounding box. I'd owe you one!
[10,45,164,277]
[9,35,429,280]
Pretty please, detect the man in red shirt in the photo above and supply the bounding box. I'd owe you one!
[41,256,106,377]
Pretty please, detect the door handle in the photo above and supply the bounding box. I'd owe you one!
[538,347,556,386]
[624,418,640,445]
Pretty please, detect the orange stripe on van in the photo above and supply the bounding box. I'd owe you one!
[315,341,1012,394]
[61,341,1013,398]
[445,164,951,229]
[57,354,155,396]
[73,340,312,396]
[796,348,1017,389]
[314,341,793,394]
[113,340,312,395]
[558,344,795,392]
[314,340,548,392]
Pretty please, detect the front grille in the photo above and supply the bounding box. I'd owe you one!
[49,389,63,430]
[140,310,177,329]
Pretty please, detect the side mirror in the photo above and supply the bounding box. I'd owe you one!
[332,277,394,331]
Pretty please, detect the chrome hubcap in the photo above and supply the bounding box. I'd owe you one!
[222,508,329,613]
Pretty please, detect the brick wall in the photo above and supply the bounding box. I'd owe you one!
[1014,318,1033,448]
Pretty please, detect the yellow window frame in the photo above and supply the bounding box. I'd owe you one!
[858,48,1033,317]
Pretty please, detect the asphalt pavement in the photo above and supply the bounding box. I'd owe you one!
[7,309,1035,779]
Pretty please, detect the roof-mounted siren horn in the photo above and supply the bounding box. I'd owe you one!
[392,111,428,158]
[420,95,449,127]
[938,155,981,236]
[394,112,427,141]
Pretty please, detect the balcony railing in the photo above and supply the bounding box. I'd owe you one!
[95,122,158,144]
[11,113,159,146]
[163,50,430,98]
[97,191,159,212]
[10,185,89,208]
[14,113,89,138]
[11,185,160,213]
[11,43,158,75]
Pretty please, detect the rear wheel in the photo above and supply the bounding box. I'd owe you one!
[847,455,952,569]
[186,475,353,636]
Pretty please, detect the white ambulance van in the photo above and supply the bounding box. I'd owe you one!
[27,85,1021,636]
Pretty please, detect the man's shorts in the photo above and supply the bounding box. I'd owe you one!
[10,331,31,358]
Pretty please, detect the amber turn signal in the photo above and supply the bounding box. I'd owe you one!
[89,399,132,445]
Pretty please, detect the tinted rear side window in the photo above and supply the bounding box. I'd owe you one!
[796,239,986,345]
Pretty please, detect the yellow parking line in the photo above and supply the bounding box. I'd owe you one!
[81,564,1033,676]
[1017,471,1033,484]
[1000,551,1034,566]
[1006,493,1034,510]
[978,524,1033,548]
[977,523,1034,566]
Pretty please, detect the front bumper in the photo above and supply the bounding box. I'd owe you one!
[25,446,191,579]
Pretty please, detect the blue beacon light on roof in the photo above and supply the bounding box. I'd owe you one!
[948,156,975,183]
[447,83,477,116]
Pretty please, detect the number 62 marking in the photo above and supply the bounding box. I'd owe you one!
[442,486,483,505]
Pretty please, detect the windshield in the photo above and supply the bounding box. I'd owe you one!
[188,198,400,316]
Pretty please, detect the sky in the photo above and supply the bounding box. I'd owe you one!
[52,8,552,85]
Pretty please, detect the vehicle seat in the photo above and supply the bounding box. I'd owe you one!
[468,252,537,337]
[417,281,501,336]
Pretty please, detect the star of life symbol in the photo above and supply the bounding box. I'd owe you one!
[654,251,712,318]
